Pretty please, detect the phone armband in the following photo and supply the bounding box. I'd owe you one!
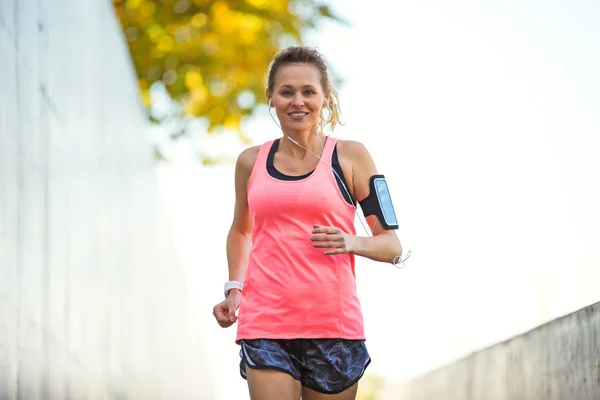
[359,175,399,230]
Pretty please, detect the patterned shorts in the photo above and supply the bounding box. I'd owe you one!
[239,338,371,394]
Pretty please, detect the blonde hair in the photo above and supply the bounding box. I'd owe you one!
[267,46,343,132]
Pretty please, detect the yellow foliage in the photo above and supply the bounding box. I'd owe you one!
[224,114,241,130]
[209,107,225,124]
[126,0,142,9]
[269,0,288,12]
[146,23,164,41]
[140,2,155,17]
[210,1,229,18]
[246,0,268,9]
[190,87,208,104]
[191,12,207,27]
[141,88,151,107]
[185,70,204,89]
[157,35,175,51]
[112,0,341,142]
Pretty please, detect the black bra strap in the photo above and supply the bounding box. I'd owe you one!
[332,146,355,205]
[266,139,313,181]
[266,138,280,167]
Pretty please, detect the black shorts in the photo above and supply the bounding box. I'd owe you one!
[239,338,371,395]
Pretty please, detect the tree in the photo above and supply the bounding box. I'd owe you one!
[112,0,342,152]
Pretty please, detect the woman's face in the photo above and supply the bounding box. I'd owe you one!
[269,63,327,134]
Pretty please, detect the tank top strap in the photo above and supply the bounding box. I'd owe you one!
[248,139,275,190]
[256,139,275,167]
[321,135,337,165]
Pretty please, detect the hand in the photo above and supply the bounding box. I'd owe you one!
[310,224,356,255]
[212,290,241,328]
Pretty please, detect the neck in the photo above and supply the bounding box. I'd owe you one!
[281,129,325,159]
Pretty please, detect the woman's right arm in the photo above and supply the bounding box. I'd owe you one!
[226,146,259,284]
[213,146,259,328]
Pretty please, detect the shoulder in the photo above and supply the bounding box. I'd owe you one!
[233,145,261,186]
[335,139,376,168]
[336,139,378,201]
[236,142,267,175]
[237,145,261,169]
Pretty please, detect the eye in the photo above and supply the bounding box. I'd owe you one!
[280,91,292,96]
[304,90,316,95]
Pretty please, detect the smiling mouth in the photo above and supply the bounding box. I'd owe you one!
[288,112,308,117]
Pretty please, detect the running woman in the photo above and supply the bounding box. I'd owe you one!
[213,46,404,400]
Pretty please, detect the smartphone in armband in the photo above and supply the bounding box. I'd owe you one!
[359,175,399,230]
[373,176,399,229]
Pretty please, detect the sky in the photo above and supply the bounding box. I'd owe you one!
[154,1,600,398]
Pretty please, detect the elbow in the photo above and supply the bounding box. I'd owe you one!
[393,238,403,258]
[388,235,402,262]
[229,218,253,238]
[378,231,402,263]
[229,226,252,241]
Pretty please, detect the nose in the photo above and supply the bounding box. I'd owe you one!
[291,93,304,107]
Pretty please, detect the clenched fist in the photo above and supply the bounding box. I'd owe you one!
[213,290,241,328]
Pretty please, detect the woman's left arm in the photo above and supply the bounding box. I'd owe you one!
[311,140,403,264]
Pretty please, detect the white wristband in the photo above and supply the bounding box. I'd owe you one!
[224,281,243,297]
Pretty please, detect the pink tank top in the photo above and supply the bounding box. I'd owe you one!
[236,136,365,342]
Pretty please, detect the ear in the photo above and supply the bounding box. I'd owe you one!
[323,98,330,108]
[266,89,273,107]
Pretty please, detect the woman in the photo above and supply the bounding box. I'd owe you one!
[212,46,403,400]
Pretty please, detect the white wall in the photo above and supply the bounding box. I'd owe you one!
[0,0,214,398]
[378,301,600,400]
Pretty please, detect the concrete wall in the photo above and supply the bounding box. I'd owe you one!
[0,0,214,398]
[380,301,600,400]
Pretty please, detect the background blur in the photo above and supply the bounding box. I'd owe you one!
[2,0,599,399]
[152,0,600,398]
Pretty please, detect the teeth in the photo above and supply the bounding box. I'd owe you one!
[290,113,306,116]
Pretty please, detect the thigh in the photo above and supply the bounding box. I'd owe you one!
[302,382,358,400]
[247,368,301,400]
[300,339,370,395]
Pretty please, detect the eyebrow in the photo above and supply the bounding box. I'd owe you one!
[279,84,317,89]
